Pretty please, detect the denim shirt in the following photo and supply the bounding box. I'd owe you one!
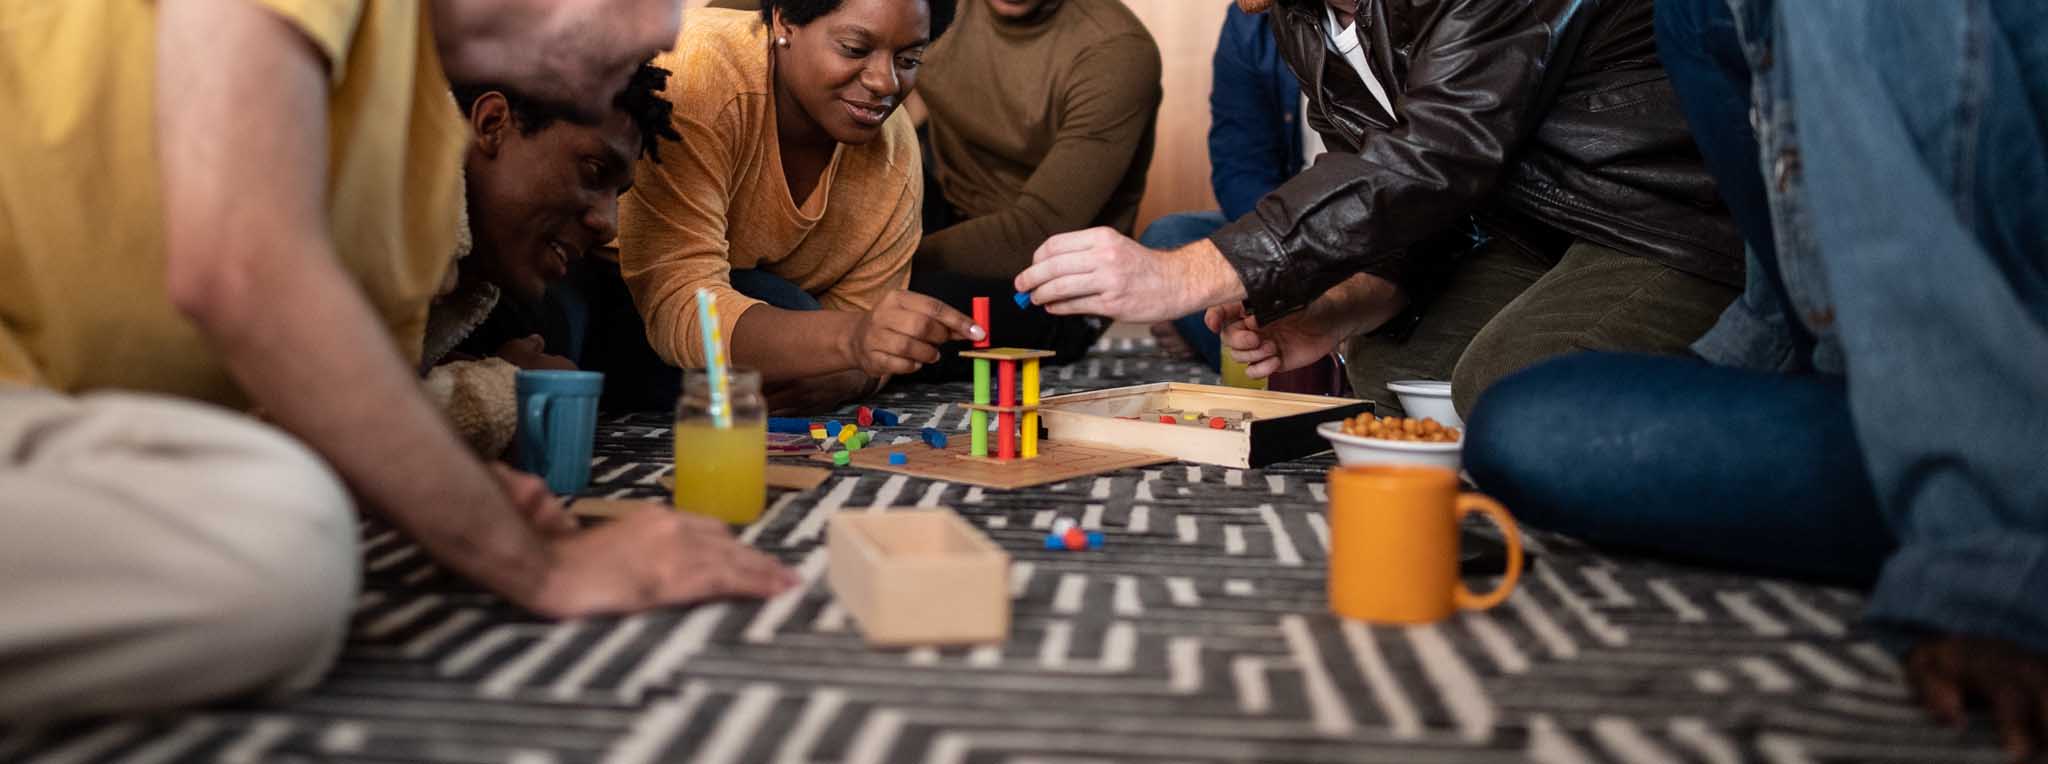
[1699,0,2048,653]
[1209,6,1306,222]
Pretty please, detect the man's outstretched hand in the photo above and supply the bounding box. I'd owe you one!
[1907,635,2048,761]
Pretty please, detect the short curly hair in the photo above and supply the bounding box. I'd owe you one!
[760,0,956,41]
[451,61,683,163]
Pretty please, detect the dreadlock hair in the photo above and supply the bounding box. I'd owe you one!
[759,0,956,42]
[451,61,683,163]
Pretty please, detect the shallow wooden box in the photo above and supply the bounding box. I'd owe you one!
[826,509,1010,646]
[1038,383,1373,468]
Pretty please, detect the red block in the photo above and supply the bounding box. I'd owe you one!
[997,359,1016,459]
[856,406,874,427]
[971,297,991,349]
[1159,415,1177,424]
[1063,527,1088,551]
[1209,417,1226,429]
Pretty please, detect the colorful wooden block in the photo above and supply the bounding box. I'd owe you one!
[856,406,874,427]
[875,409,901,427]
[833,450,851,466]
[921,427,949,449]
[888,452,908,465]
[1013,291,1031,309]
[971,297,991,349]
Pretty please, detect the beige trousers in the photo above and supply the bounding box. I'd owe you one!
[0,386,358,722]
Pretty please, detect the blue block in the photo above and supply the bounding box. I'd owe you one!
[1086,531,1105,549]
[767,417,811,434]
[825,420,843,438]
[875,409,902,427]
[920,427,948,448]
[1013,291,1032,309]
[1043,534,1064,551]
[888,452,908,465]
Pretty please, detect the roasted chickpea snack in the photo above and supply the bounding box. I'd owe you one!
[1341,414,1461,443]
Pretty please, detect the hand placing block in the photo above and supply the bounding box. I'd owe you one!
[828,509,1009,646]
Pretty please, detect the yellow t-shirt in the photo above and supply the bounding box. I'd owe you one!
[618,8,921,369]
[0,0,467,407]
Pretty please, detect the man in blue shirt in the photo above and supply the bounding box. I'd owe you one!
[1141,3,1306,369]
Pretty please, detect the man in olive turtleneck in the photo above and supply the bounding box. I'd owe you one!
[908,0,1163,370]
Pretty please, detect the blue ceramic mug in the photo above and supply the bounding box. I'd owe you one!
[515,370,604,494]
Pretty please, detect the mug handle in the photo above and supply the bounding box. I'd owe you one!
[522,392,553,475]
[1452,493,1524,611]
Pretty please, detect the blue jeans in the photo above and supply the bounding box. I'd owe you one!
[549,262,822,411]
[1139,211,1230,369]
[1470,0,2048,651]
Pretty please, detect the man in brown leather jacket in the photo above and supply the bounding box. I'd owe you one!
[1013,0,1744,416]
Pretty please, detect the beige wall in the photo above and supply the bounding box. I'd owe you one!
[681,0,1230,233]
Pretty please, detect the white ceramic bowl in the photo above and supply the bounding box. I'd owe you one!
[1316,420,1462,471]
[1386,380,1461,428]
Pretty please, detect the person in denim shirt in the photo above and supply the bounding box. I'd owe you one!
[1140,3,1308,368]
[1464,0,2048,754]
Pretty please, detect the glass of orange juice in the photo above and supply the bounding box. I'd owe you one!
[1220,348,1269,390]
[673,368,767,524]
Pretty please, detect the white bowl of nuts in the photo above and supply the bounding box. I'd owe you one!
[1316,414,1462,471]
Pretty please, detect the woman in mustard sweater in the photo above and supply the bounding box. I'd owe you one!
[615,0,974,413]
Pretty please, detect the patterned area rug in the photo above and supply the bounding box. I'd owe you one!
[5,339,2004,763]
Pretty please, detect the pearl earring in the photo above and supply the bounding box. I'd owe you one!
[776,36,790,48]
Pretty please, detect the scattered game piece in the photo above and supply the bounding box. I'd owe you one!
[1012,291,1031,309]
[809,424,827,439]
[1209,417,1226,429]
[921,427,949,448]
[1062,527,1088,551]
[875,409,902,427]
[768,417,812,434]
[856,406,874,427]
[1086,531,1105,548]
[826,420,844,438]
[1051,517,1077,536]
[857,431,873,448]
[1159,415,1176,424]
[1042,534,1064,551]
[838,425,858,444]
[888,452,908,465]
[833,450,851,466]
[847,437,864,453]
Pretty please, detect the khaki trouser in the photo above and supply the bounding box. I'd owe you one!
[1346,239,1741,417]
[0,386,357,722]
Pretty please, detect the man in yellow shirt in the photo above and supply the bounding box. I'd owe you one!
[0,0,793,721]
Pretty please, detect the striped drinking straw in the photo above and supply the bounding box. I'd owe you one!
[694,288,732,428]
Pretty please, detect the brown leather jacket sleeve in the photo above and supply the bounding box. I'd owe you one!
[1209,0,1556,322]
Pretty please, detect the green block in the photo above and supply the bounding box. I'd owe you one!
[972,358,991,405]
[832,450,851,466]
[970,410,989,457]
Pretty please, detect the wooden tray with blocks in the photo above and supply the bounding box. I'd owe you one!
[1039,382,1373,468]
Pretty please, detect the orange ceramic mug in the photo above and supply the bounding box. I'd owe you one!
[1327,465,1524,623]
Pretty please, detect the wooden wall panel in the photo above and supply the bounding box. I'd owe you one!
[682,0,1231,235]
[1119,0,1229,234]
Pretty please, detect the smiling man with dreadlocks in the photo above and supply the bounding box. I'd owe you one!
[422,63,684,458]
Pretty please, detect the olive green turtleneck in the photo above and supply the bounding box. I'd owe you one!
[915,0,1163,279]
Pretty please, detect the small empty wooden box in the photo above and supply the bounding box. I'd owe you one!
[827,509,1010,646]
[1039,382,1374,468]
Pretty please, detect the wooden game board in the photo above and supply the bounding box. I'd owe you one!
[810,438,1173,490]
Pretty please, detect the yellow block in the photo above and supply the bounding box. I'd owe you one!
[1022,359,1041,459]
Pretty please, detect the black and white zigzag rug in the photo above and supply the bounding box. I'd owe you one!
[3,338,2005,762]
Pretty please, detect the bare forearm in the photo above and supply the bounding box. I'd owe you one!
[731,305,861,382]
[1304,272,1406,337]
[180,245,550,603]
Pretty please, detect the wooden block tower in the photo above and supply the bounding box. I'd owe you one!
[961,297,1055,461]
